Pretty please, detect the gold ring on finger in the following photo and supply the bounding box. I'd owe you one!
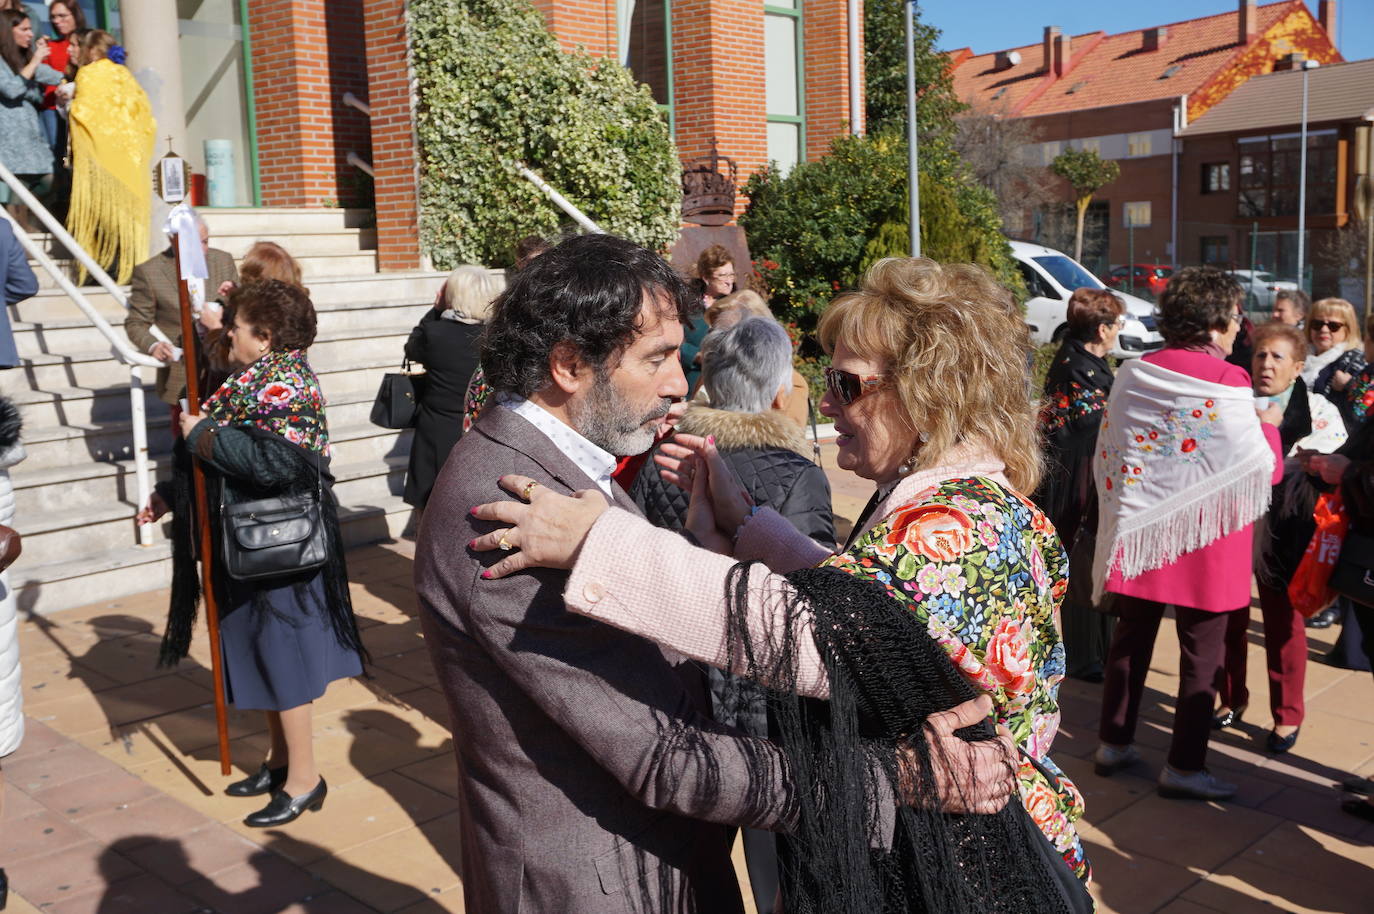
[498,533,513,551]
[521,481,539,501]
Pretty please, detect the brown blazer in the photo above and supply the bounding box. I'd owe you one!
[415,404,800,914]
[123,247,239,405]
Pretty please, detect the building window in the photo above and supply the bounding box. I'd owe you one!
[765,1,803,174]
[1123,202,1151,228]
[1079,138,1100,155]
[1041,141,1061,166]
[1126,133,1152,157]
[1201,236,1230,265]
[1202,162,1231,193]
[621,0,673,113]
[1238,130,1338,218]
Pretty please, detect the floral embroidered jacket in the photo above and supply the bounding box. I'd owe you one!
[822,475,1088,880]
[1034,338,1114,552]
[1348,363,1374,427]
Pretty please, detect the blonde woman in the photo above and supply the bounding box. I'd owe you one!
[1303,297,1365,414]
[468,258,1093,909]
[403,265,505,510]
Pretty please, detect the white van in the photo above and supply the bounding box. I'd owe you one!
[1009,239,1163,359]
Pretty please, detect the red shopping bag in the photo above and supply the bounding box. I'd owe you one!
[1288,492,1349,618]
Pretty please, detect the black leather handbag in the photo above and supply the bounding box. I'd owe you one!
[220,461,328,582]
[1331,531,1374,608]
[370,359,426,429]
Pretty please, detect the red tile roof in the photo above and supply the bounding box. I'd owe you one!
[948,1,1323,118]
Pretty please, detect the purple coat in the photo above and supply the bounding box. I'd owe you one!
[1107,347,1283,613]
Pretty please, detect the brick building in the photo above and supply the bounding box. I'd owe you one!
[70,0,863,271]
[947,0,1342,277]
[1177,57,1374,303]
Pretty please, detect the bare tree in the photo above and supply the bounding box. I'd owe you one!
[954,106,1053,232]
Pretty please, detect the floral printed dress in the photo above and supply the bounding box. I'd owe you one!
[1347,363,1374,428]
[824,475,1090,880]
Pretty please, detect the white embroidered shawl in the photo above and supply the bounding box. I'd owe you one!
[1091,357,1274,601]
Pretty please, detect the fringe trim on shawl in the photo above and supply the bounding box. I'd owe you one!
[1092,446,1272,603]
[67,150,149,286]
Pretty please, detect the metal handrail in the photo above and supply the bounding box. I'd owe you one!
[0,164,166,546]
[515,163,604,234]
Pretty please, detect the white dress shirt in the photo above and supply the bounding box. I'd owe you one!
[501,395,617,497]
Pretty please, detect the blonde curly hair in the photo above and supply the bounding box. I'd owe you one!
[817,257,1042,493]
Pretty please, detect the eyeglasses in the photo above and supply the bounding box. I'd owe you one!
[824,366,888,405]
[1310,320,1346,332]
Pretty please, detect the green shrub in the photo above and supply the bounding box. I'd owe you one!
[410,0,681,267]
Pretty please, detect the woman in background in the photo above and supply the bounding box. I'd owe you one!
[682,245,736,393]
[66,28,155,284]
[1033,288,1123,681]
[403,265,504,514]
[38,2,82,154]
[0,9,60,223]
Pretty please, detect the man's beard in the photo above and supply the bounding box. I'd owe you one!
[570,374,671,457]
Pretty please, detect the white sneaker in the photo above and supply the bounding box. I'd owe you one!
[1157,766,1237,801]
[1093,743,1141,777]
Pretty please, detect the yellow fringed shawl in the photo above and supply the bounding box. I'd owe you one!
[68,58,157,285]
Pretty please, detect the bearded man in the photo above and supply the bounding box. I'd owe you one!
[415,233,1015,913]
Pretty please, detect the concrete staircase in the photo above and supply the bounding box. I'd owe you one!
[4,207,447,614]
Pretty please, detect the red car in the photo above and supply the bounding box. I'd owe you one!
[1106,264,1174,299]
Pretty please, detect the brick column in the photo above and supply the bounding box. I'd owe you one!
[363,1,424,271]
[671,0,767,217]
[247,0,372,207]
[528,0,616,56]
[804,0,863,158]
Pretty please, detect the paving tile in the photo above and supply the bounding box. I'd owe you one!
[64,632,178,686]
[181,850,329,914]
[344,698,452,749]
[125,823,264,885]
[0,809,91,864]
[22,657,119,702]
[71,704,265,767]
[1077,827,1201,914]
[1154,901,1226,914]
[394,887,466,913]
[1180,857,1372,913]
[1236,820,1374,884]
[1253,783,1372,839]
[1091,791,1282,873]
[306,814,462,913]
[0,741,125,795]
[1,716,68,759]
[0,778,46,818]
[394,753,459,799]
[370,648,440,688]
[28,766,159,820]
[280,890,384,913]
[1056,751,1154,824]
[6,840,141,909]
[77,794,212,847]
[41,871,204,914]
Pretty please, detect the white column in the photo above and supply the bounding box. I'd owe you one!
[120,0,187,255]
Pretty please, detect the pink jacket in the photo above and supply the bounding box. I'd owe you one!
[1106,347,1283,612]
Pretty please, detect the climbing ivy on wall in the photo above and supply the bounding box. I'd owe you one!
[410,0,681,267]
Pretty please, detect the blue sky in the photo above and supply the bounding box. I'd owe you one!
[921,0,1374,63]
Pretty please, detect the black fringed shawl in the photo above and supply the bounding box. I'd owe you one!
[720,564,1093,914]
[1033,339,1114,553]
[158,352,365,669]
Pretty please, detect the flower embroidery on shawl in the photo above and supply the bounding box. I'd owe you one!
[1040,380,1108,433]
[824,476,1088,880]
[1351,365,1374,423]
[1100,398,1222,489]
[201,349,330,455]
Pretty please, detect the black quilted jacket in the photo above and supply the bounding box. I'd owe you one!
[630,405,836,548]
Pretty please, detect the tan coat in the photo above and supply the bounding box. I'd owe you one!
[123,248,239,404]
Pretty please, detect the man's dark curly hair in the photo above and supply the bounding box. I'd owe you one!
[1156,266,1242,347]
[228,279,318,351]
[480,234,696,397]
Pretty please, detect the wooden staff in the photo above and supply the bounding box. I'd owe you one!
[172,230,232,776]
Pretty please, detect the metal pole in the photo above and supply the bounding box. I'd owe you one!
[1297,63,1313,293]
[1128,223,1135,294]
[847,0,862,134]
[905,0,920,257]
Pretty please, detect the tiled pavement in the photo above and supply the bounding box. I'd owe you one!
[2,439,1372,913]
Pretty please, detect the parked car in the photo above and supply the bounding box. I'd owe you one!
[1105,263,1174,299]
[1228,269,1299,310]
[1010,240,1163,360]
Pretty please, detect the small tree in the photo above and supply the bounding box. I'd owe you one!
[1050,148,1119,263]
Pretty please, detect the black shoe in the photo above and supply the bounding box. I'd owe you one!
[1212,705,1246,731]
[1305,607,1338,629]
[226,763,288,797]
[1342,774,1374,795]
[1340,797,1374,823]
[1266,728,1300,754]
[243,778,326,828]
[1,866,8,911]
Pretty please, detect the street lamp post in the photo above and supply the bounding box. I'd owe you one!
[905,0,920,257]
[1296,59,1319,293]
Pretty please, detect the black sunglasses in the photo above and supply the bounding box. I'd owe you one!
[1311,320,1346,332]
[824,366,888,405]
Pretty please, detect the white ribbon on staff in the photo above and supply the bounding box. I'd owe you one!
[162,203,215,340]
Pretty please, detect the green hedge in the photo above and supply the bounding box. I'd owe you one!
[410,0,681,267]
